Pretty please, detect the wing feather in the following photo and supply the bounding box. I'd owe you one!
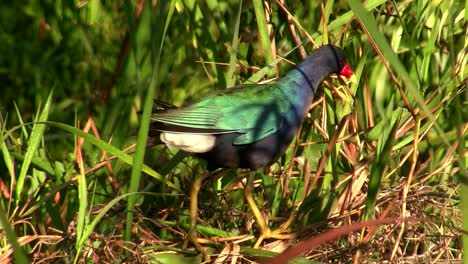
[151,83,293,144]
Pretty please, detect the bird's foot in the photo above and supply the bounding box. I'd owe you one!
[183,230,210,262]
[245,173,297,248]
[254,227,295,248]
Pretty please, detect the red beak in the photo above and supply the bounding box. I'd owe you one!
[339,63,353,78]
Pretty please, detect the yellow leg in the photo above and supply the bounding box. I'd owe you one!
[245,172,295,248]
[182,168,230,261]
[183,172,209,260]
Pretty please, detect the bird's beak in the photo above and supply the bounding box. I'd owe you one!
[339,63,353,78]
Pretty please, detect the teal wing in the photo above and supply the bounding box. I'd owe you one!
[152,83,293,145]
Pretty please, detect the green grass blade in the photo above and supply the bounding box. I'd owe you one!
[74,131,89,261]
[13,102,29,138]
[252,0,273,73]
[225,0,242,88]
[0,115,15,179]
[125,0,176,241]
[0,141,14,178]
[15,90,53,203]
[364,109,401,219]
[0,206,29,263]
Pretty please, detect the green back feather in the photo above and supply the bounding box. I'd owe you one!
[152,83,295,145]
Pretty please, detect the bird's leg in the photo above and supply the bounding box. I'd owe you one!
[245,172,271,247]
[183,168,230,261]
[183,171,209,256]
[245,172,295,248]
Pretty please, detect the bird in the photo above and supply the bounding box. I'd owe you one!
[150,44,352,251]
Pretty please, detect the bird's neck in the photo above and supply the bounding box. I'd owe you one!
[276,71,315,115]
[289,51,340,93]
[276,54,340,113]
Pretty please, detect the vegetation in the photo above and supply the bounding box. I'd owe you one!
[0,0,466,263]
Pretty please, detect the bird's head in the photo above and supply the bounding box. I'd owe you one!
[327,44,353,78]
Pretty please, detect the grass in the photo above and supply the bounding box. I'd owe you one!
[0,0,466,263]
